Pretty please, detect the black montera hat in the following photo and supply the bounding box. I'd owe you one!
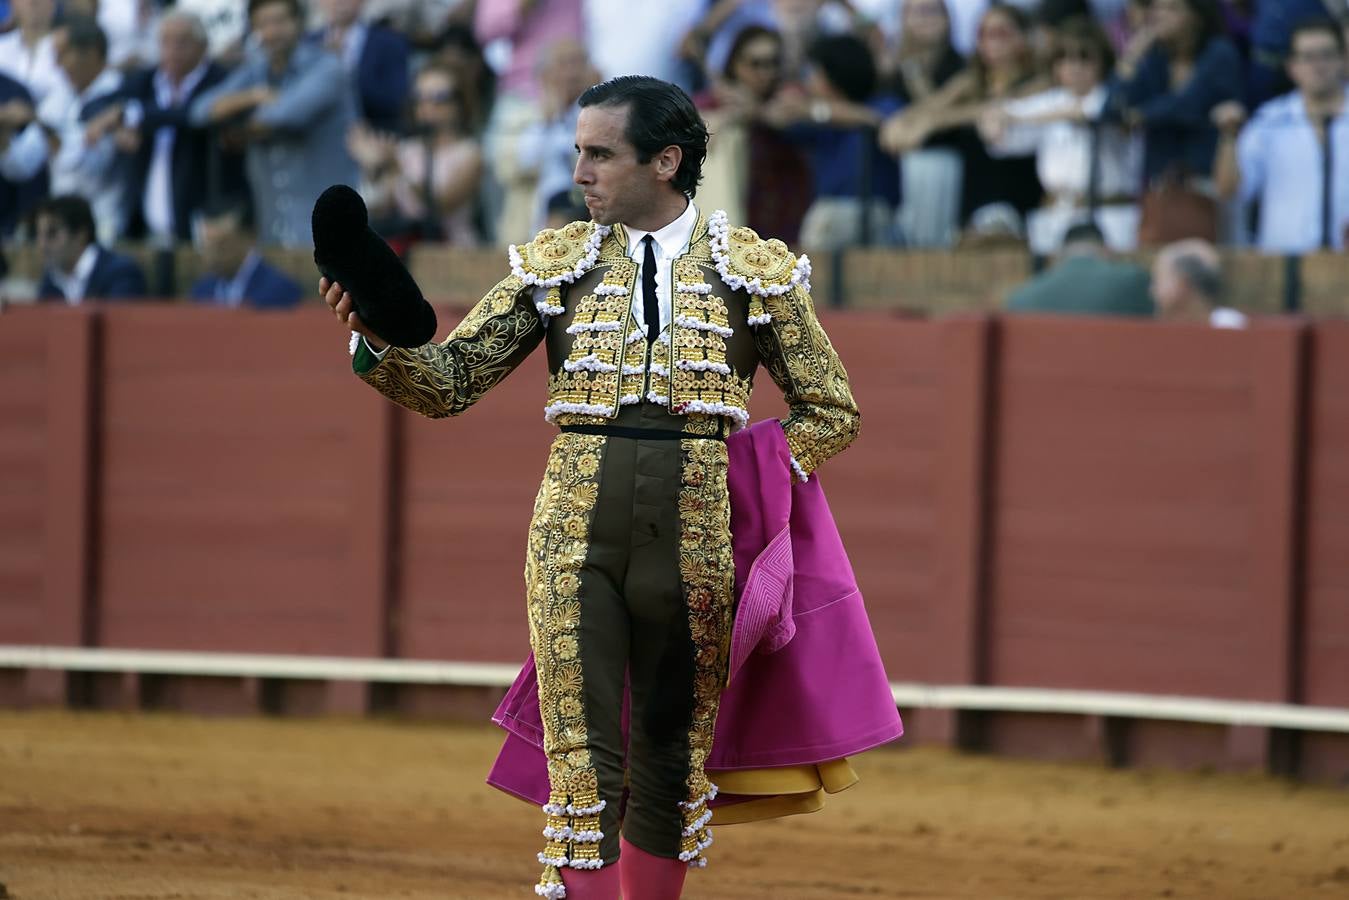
[312,184,437,348]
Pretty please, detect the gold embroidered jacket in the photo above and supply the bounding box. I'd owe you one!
[354,209,859,477]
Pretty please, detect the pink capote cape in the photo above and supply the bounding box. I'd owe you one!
[487,419,903,813]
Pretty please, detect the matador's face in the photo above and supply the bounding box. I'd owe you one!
[572,104,667,228]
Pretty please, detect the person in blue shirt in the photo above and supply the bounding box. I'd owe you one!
[1248,0,1346,108]
[1113,0,1243,184]
[190,199,303,309]
[764,32,902,252]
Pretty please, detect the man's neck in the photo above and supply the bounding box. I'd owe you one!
[624,194,689,234]
[19,24,48,47]
[1304,87,1345,120]
[59,243,94,277]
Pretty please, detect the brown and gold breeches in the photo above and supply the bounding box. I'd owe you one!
[526,403,734,882]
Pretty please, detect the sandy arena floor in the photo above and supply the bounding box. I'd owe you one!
[0,711,1346,899]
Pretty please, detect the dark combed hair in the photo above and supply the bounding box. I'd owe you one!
[578,76,709,199]
[808,33,878,103]
[247,0,302,20]
[1290,16,1346,55]
[59,14,107,58]
[36,194,97,241]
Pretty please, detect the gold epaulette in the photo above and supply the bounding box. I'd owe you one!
[509,220,610,288]
[706,210,811,322]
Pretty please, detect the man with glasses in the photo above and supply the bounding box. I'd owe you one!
[1214,18,1349,253]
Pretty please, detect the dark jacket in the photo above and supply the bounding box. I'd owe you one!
[306,24,410,133]
[118,61,249,241]
[189,255,304,309]
[38,245,149,302]
[0,72,48,238]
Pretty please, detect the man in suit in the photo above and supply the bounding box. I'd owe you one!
[190,199,303,308]
[1005,221,1154,317]
[309,0,410,133]
[115,10,248,244]
[188,0,359,248]
[36,194,148,302]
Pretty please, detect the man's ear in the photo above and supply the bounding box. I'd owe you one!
[653,144,683,184]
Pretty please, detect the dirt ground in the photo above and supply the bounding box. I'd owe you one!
[1,712,1346,900]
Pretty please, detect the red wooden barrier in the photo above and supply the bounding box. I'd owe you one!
[0,303,1345,779]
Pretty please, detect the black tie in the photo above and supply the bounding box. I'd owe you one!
[1322,115,1336,250]
[641,234,659,344]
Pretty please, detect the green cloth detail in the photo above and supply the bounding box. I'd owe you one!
[352,338,382,375]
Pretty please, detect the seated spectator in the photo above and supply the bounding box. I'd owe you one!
[190,0,359,248]
[1005,220,1153,315]
[980,17,1143,254]
[117,10,248,245]
[695,25,812,244]
[0,0,65,106]
[880,3,1049,227]
[346,64,483,247]
[764,33,901,251]
[1114,0,1241,188]
[1152,237,1246,326]
[190,200,303,308]
[309,0,410,133]
[37,15,129,244]
[0,70,49,237]
[1214,18,1349,254]
[35,193,148,303]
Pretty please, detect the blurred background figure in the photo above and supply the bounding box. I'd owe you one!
[767,32,901,251]
[0,0,65,107]
[96,0,162,71]
[35,193,147,302]
[1005,220,1153,315]
[189,199,303,308]
[0,70,49,238]
[175,0,251,62]
[474,0,583,105]
[190,0,358,248]
[308,0,410,133]
[430,23,496,136]
[1114,0,1241,245]
[1245,0,1345,109]
[980,16,1142,254]
[1151,237,1246,326]
[881,3,1048,240]
[117,10,247,245]
[695,24,812,243]
[363,0,469,51]
[37,15,129,245]
[1214,18,1349,255]
[347,64,483,248]
[490,37,596,244]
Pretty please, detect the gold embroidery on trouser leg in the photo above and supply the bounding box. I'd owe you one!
[675,438,734,867]
[527,434,608,897]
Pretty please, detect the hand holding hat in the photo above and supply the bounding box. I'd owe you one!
[312,184,437,348]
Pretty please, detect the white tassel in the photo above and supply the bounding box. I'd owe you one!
[675,281,711,294]
[789,455,810,483]
[746,312,772,326]
[544,402,616,422]
[535,882,567,898]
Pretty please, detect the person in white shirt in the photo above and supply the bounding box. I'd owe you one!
[0,0,67,106]
[979,16,1142,254]
[1152,238,1249,328]
[36,16,128,245]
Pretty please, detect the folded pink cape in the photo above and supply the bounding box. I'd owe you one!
[487,419,902,806]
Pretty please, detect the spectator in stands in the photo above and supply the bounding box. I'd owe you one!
[980,17,1143,254]
[881,0,965,106]
[492,37,597,243]
[0,71,49,237]
[175,0,250,63]
[190,0,359,248]
[695,25,812,244]
[309,0,410,133]
[432,23,497,135]
[1152,237,1246,326]
[1005,220,1154,315]
[765,32,901,251]
[880,3,1049,228]
[117,11,248,245]
[346,64,483,247]
[473,0,583,104]
[0,0,65,106]
[1030,0,1094,65]
[1246,0,1344,108]
[1214,19,1349,254]
[365,0,469,50]
[96,0,161,70]
[35,193,148,302]
[583,0,706,91]
[1114,0,1241,186]
[190,199,304,308]
[38,15,129,245]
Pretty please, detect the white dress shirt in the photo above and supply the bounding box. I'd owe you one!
[136,62,211,240]
[0,31,67,106]
[37,68,127,245]
[48,244,101,305]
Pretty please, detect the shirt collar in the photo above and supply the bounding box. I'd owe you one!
[52,243,100,299]
[155,60,210,104]
[623,200,698,259]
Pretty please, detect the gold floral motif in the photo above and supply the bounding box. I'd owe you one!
[525,433,608,884]
[675,438,734,865]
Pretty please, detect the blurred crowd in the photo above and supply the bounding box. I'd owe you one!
[1,0,1347,308]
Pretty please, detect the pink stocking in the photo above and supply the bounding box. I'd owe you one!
[559,863,621,900]
[618,836,688,900]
